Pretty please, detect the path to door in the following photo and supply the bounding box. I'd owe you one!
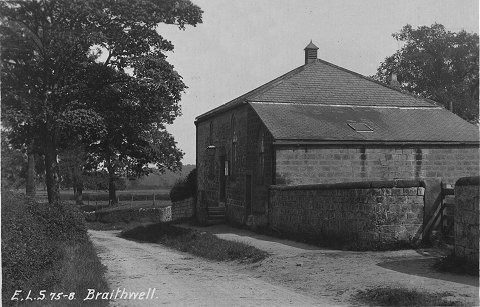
[89,230,328,306]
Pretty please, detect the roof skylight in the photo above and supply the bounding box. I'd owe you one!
[347,122,373,132]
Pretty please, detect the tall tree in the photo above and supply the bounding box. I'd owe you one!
[58,145,87,204]
[373,23,479,123]
[1,0,202,203]
[1,0,107,202]
[81,44,186,203]
[25,142,36,197]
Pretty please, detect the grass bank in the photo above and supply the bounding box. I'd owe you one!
[1,192,109,306]
[120,223,268,263]
[352,287,462,306]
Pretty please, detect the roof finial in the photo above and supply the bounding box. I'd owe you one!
[304,41,319,65]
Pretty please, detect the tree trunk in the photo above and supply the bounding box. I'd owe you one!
[75,183,83,205]
[107,165,117,205]
[72,162,84,205]
[44,137,60,204]
[26,148,36,197]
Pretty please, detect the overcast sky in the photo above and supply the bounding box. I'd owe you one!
[158,0,479,165]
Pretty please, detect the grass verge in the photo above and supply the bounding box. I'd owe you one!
[1,192,109,306]
[120,223,268,263]
[87,221,132,231]
[352,287,462,306]
[86,220,154,232]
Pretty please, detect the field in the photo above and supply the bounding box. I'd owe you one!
[35,189,172,211]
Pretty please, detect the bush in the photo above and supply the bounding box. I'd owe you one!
[170,168,196,202]
[2,193,60,301]
[1,192,108,306]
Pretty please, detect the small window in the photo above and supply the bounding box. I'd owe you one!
[224,160,229,176]
[209,122,213,144]
[258,129,265,183]
[231,114,237,176]
[231,115,236,138]
[347,122,373,132]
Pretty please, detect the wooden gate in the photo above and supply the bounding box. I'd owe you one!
[423,182,455,244]
[441,183,455,244]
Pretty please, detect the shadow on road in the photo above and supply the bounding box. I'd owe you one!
[377,257,479,287]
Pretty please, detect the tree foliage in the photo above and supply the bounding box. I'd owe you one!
[1,136,27,190]
[1,0,202,202]
[374,23,479,123]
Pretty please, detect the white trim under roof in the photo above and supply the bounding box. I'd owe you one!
[249,101,443,110]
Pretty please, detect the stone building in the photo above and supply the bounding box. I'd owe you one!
[195,42,479,226]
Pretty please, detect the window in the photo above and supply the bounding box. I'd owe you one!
[258,128,265,183]
[209,122,214,145]
[231,114,237,176]
[219,156,226,201]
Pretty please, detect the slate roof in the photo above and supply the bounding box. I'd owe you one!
[250,103,479,143]
[196,59,438,121]
[196,57,479,144]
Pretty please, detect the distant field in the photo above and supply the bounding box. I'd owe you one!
[95,200,172,212]
[36,189,172,206]
[58,188,171,196]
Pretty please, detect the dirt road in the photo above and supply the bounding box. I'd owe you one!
[184,224,479,306]
[89,230,329,306]
[90,227,478,306]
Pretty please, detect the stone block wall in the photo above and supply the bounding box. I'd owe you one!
[454,176,479,264]
[269,180,425,246]
[196,104,274,225]
[171,198,195,221]
[85,207,172,223]
[84,198,195,223]
[275,146,479,186]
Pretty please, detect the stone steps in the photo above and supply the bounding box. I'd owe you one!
[206,206,226,225]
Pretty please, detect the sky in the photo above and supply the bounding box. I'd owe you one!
[158,0,479,165]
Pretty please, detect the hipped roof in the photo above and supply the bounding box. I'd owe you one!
[196,59,479,144]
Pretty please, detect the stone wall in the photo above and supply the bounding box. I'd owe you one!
[85,199,195,223]
[171,197,195,221]
[196,104,274,225]
[85,207,172,223]
[454,176,479,264]
[196,105,249,219]
[269,180,425,246]
[275,146,479,186]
